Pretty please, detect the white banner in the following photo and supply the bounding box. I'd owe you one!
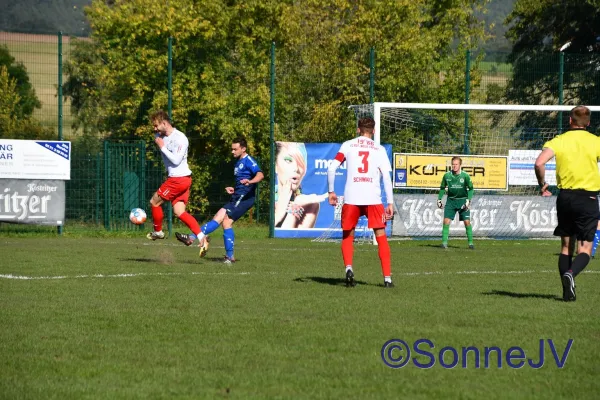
[0,139,71,180]
[508,150,556,186]
[509,149,600,186]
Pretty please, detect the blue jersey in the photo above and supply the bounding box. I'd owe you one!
[233,155,262,198]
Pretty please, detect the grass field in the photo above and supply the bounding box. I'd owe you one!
[1,229,599,399]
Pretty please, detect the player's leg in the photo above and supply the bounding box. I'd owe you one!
[458,205,473,249]
[568,195,598,282]
[368,204,393,287]
[147,191,165,240]
[341,204,360,287]
[441,199,455,248]
[592,220,600,258]
[171,178,202,246]
[222,215,235,263]
[220,197,255,263]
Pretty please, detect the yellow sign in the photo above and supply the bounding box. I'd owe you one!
[393,153,508,190]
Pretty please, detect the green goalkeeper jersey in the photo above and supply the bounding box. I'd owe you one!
[438,171,474,200]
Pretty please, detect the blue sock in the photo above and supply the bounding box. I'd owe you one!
[592,229,600,258]
[223,228,234,258]
[202,220,220,235]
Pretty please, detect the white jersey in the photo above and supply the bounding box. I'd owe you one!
[160,128,192,177]
[333,136,392,205]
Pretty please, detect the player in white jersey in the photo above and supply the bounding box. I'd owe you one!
[146,110,201,246]
[327,117,395,288]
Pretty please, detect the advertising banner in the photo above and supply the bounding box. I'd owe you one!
[391,194,561,238]
[274,142,392,238]
[508,150,556,186]
[0,180,65,225]
[393,153,508,190]
[0,139,71,180]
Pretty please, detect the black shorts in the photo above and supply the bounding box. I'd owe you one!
[554,189,599,242]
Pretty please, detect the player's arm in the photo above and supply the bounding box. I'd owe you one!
[379,151,394,219]
[437,174,447,200]
[245,171,264,185]
[242,158,264,185]
[327,149,345,205]
[466,174,474,200]
[160,137,188,166]
[534,147,554,195]
[437,174,446,208]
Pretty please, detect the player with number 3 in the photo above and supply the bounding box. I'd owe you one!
[326,117,395,288]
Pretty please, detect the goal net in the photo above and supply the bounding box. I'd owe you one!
[347,102,600,239]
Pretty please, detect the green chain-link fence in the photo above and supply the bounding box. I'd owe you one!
[1,31,599,235]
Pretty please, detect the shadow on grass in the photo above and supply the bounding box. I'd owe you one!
[482,290,562,301]
[294,276,371,287]
[120,257,213,265]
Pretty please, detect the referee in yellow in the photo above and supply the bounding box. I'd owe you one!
[535,105,600,301]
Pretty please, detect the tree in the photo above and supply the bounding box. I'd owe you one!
[63,0,489,213]
[0,46,41,118]
[500,0,600,143]
[506,0,600,106]
[0,66,54,140]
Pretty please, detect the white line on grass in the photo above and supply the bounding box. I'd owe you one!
[1,270,597,281]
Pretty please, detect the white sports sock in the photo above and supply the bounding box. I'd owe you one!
[345,265,353,272]
[384,276,392,283]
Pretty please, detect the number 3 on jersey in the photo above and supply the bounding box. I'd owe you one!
[358,151,369,173]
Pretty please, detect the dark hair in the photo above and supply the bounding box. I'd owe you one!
[150,109,170,124]
[358,117,375,133]
[570,106,591,127]
[232,136,247,149]
[451,156,462,165]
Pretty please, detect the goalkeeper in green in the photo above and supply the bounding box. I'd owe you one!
[437,156,474,249]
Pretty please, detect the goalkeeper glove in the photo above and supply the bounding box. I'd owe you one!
[437,200,443,209]
[462,200,470,210]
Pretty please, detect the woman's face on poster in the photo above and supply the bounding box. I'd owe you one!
[277,145,305,191]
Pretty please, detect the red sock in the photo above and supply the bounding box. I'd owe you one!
[151,205,163,232]
[178,212,200,236]
[376,235,391,277]
[341,233,354,266]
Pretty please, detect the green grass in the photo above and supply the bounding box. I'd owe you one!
[1,231,599,399]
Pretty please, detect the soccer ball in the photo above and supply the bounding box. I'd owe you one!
[129,208,147,225]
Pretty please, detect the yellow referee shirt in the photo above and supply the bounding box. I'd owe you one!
[543,129,600,191]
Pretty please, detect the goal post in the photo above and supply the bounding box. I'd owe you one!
[348,102,600,239]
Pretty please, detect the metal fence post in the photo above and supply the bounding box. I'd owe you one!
[369,47,375,103]
[167,37,173,236]
[558,51,564,131]
[58,31,64,235]
[463,50,471,155]
[269,42,276,238]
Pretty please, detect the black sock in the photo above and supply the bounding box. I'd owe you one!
[558,254,572,277]
[570,253,591,278]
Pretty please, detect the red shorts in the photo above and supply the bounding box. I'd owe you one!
[341,203,386,230]
[157,176,192,205]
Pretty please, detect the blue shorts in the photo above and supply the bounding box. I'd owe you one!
[223,196,255,221]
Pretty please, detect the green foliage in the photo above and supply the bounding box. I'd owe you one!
[0,45,41,118]
[505,0,600,105]
[501,0,600,143]
[63,0,489,211]
[0,65,54,140]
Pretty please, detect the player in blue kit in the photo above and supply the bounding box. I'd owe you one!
[176,137,264,263]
